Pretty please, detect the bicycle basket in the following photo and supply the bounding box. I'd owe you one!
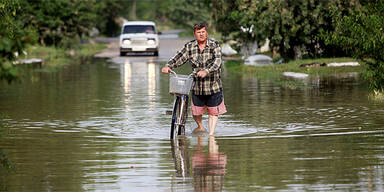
[169,74,193,95]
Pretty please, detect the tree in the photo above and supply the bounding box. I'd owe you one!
[215,0,267,56]
[94,0,126,37]
[214,0,356,59]
[322,0,384,91]
[130,0,136,20]
[107,0,215,35]
[20,0,97,47]
[0,0,36,82]
[161,0,211,30]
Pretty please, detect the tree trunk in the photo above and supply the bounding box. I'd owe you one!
[209,0,216,34]
[130,0,136,20]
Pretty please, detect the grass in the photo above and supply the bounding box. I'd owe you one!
[224,57,365,79]
[20,42,106,68]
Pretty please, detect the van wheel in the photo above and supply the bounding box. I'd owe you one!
[154,51,159,56]
[120,52,125,56]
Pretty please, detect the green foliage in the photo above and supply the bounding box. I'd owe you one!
[259,0,329,59]
[94,0,126,37]
[215,0,357,59]
[128,0,213,32]
[322,1,384,91]
[216,1,266,46]
[166,0,211,30]
[217,0,383,91]
[20,0,97,47]
[0,0,36,83]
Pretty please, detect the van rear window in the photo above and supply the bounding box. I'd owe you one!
[123,25,155,34]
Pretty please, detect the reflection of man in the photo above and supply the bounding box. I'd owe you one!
[192,136,227,192]
[162,22,227,135]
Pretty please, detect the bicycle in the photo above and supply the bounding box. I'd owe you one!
[168,70,195,140]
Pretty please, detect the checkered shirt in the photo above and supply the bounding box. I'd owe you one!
[167,38,223,95]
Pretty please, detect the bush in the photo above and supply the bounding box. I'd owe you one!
[322,1,384,91]
[0,0,36,82]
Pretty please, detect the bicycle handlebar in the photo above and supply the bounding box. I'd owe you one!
[169,70,177,76]
[169,70,196,78]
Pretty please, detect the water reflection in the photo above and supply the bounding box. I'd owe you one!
[120,58,158,96]
[171,138,191,179]
[122,59,132,94]
[147,60,156,96]
[118,58,163,136]
[192,136,227,192]
[171,136,227,191]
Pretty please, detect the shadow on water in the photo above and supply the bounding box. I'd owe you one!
[0,115,13,167]
[0,114,14,192]
[171,136,227,192]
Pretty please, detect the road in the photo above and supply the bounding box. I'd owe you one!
[94,30,193,64]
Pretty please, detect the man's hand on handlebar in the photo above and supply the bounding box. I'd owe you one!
[161,66,171,74]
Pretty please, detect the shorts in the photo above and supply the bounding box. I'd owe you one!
[191,91,227,116]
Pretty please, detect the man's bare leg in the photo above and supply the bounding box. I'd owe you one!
[208,115,219,135]
[193,115,206,132]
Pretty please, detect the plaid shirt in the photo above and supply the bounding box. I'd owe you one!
[167,38,223,95]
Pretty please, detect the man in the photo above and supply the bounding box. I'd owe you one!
[161,22,226,135]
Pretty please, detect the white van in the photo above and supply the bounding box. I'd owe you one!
[119,21,160,56]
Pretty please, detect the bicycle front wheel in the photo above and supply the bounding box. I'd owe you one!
[170,95,189,140]
[170,96,180,140]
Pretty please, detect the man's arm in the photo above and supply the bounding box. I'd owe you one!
[206,45,222,74]
[167,45,189,69]
[162,44,189,74]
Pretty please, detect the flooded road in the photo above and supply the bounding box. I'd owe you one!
[1,35,384,191]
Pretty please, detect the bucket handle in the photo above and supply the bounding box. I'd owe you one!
[169,70,196,79]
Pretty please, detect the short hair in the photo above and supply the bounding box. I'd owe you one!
[193,22,208,32]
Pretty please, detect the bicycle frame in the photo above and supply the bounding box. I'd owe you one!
[169,70,194,140]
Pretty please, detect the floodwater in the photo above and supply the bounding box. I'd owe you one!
[1,38,384,191]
